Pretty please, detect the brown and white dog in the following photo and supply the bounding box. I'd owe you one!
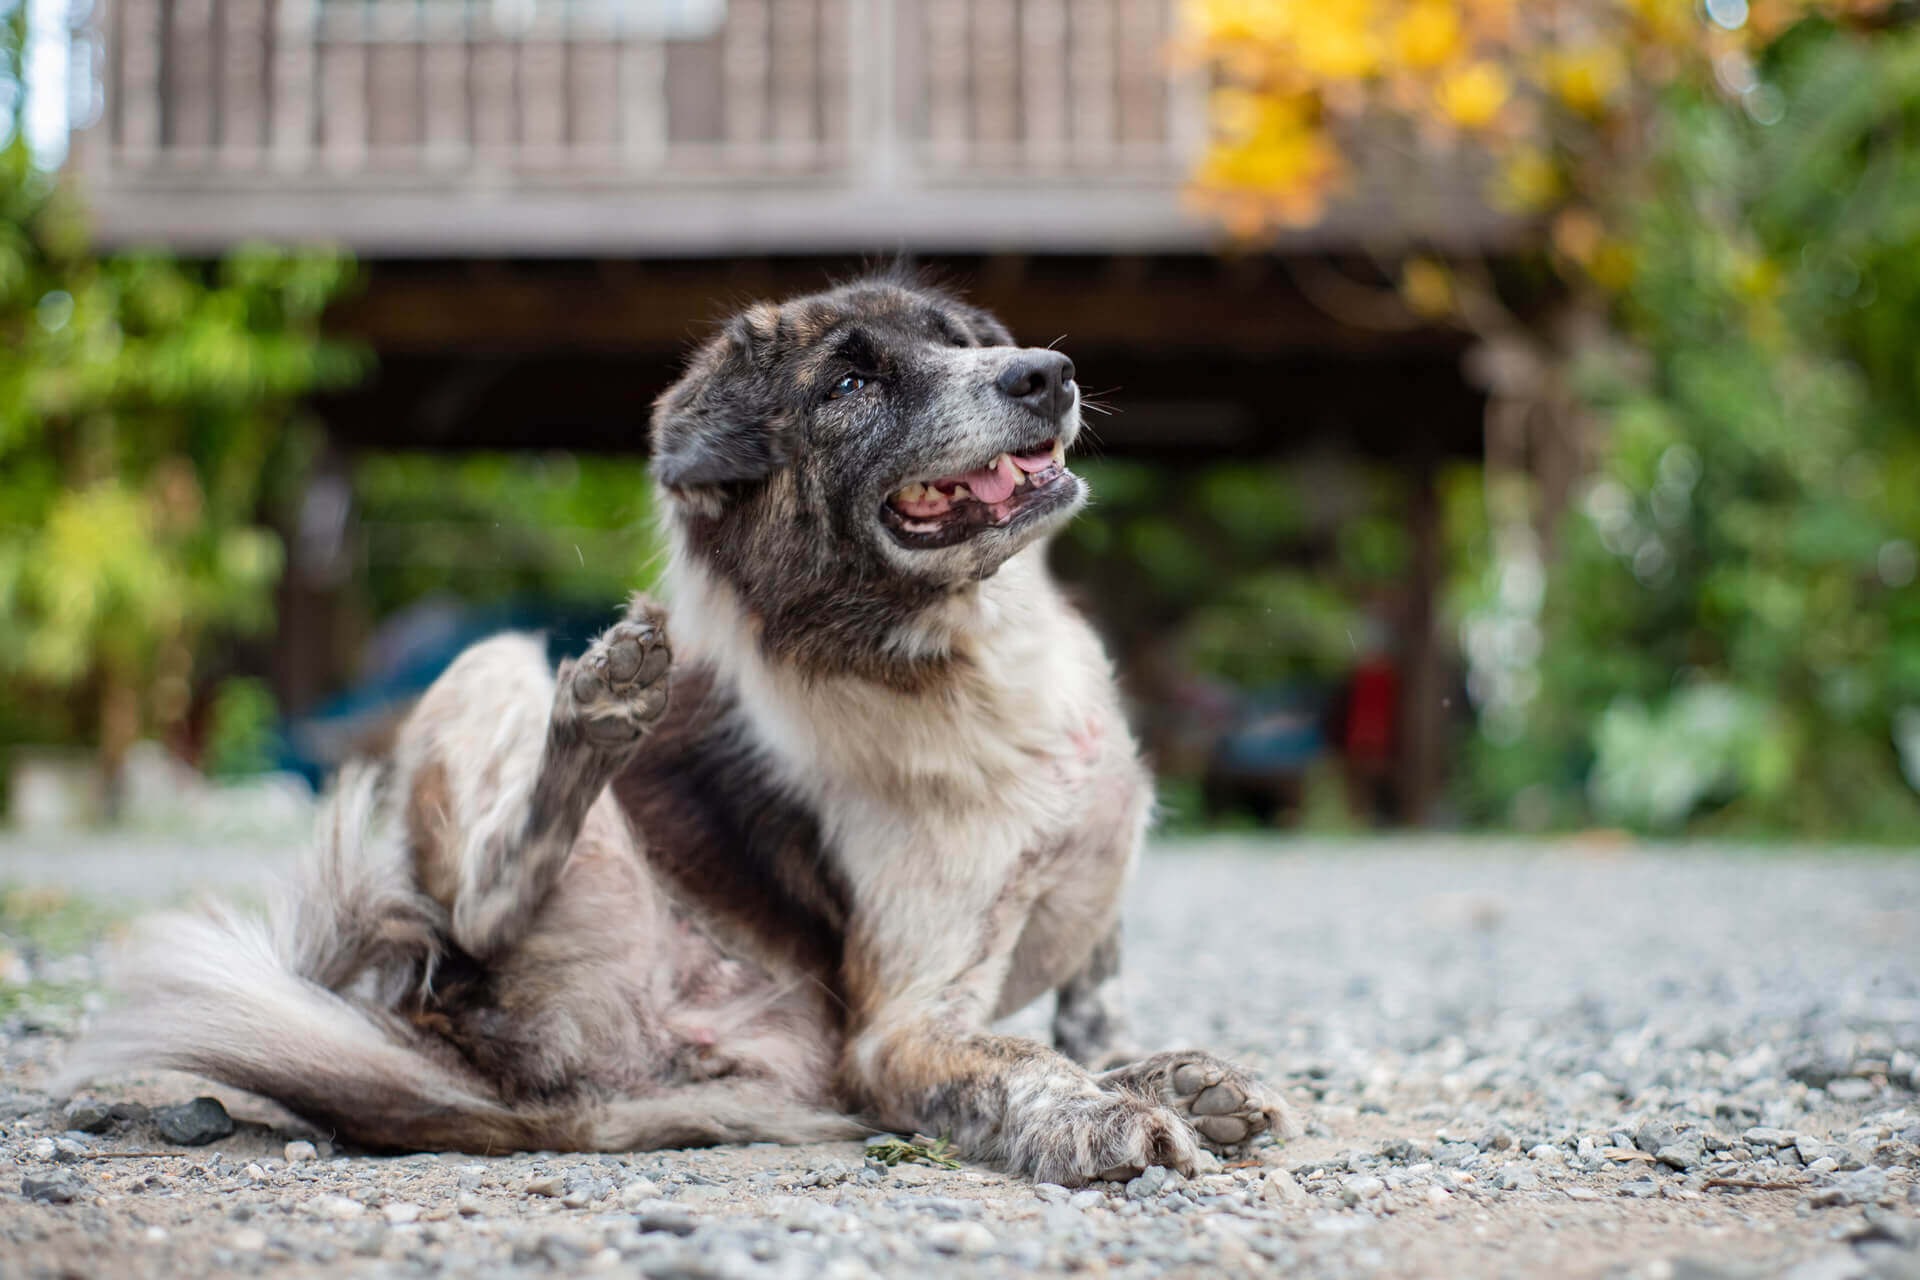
[63,275,1299,1185]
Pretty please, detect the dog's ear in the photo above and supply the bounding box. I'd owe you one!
[650,307,789,495]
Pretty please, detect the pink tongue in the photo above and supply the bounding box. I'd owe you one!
[952,454,1017,504]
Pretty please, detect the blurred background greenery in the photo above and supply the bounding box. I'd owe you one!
[2,0,1918,840]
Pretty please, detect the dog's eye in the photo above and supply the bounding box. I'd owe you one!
[827,374,869,401]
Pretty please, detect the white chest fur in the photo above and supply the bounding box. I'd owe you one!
[668,545,1141,1004]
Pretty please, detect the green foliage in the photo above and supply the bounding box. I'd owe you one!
[0,13,362,776]
[864,1136,963,1170]
[353,452,664,616]
[1057,457,1406,690]
[1473,19,1920,837]
[202,677,280,778]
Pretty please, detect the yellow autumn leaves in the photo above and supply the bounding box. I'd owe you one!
[1183,0,1881,239]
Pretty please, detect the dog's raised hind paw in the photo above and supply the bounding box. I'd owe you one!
[557,603,672,749]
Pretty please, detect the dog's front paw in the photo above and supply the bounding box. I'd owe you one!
[556,602,672,748]
[1013,1090,1199,1187]
[1098,1051,1303,1152]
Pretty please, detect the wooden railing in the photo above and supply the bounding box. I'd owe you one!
[70,0,1235,253]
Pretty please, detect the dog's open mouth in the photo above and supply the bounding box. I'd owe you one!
[880,439,1072,548]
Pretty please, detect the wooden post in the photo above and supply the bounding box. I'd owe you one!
[1398,455,1445,825]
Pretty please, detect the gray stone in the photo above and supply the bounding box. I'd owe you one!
[61,1101,115,1133]
[1494,1166,1539,1192]
[1657,1134,1706,1170]
[636,1206,698,1236]
[21,1172,85,1204]
[1125,1165,1175,1200]
[1636,1119,1679,1154]
[1743,1127,1799,1148]
[152,1097,234,1146]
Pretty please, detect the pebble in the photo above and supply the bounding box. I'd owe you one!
[1340,1175,1386,1204]
[313,1194,366,1220]
[61,1101,114,1133]
[618,1177,663,1207]
[151,1096,234,1146]
[925,1222,996,1256]
[1494,1166,1539,1192]
[283,1140,318,1164]
[1263,1169,1309,1206]
[1125,1165,1176,1200]
[1656,1134,1706,1170]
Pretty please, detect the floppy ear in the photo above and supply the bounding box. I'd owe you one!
[649,310,789,493]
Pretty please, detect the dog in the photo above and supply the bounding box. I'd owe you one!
[63,273,1299,1185]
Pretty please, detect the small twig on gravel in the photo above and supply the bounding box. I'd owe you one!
[1703,1178,1807,1192]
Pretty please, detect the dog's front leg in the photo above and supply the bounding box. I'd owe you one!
[845,1015,1196,1186]
[840,919,1197,1185]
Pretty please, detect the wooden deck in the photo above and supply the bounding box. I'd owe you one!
[69,0,1504,255]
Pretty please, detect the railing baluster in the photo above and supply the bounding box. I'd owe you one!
[471,6,514,163]
[1116,0,1164,158]
[318,1,368,170]
[816,0,848,165]
[424,0,471,169]
[618,25,667,170]
[1068,0,1116,163]
[922,0,967,171]
[769,0,816,167]
[272,0,316,172]
[172,0,216,156]
[723,0,770,156]
[1021,0,1068,170]
[971,0,1017,163]
[118,0,164,162]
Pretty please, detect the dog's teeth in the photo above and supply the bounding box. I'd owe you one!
[896,483,924,503]
[1012,468,1027,487]
[1051,440,1066,467]
[951,483,973,502]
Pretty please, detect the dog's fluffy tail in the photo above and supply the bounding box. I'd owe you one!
[58,764,861,1153]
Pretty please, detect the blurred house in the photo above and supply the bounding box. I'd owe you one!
[69,0,1505,822]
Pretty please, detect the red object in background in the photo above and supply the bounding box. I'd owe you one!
[1345,659,1399,763]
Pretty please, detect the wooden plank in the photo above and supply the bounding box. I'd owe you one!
[422,7,470,169]
[768,0,817,164]
[970,0,1018,155]
[170,0,217,152]
[1067,0,1116,161]
[216,0,270,161]
[722,0,769,149]
[272,0,317,171]
[1020,0,1069,169]
[921,0,968,168]
[118,0,165,161]
[618,35,667,166]
[317,25,369,169]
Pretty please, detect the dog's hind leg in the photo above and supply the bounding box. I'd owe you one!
[1051,924,1139,1070]
[400,597,672,960]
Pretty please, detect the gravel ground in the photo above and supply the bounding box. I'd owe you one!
[2,834,1918,1279]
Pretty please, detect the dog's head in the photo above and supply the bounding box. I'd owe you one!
[651,275,1087,680]
[654,274,1086,583]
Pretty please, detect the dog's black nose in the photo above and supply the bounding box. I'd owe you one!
[996,350,1076,420]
